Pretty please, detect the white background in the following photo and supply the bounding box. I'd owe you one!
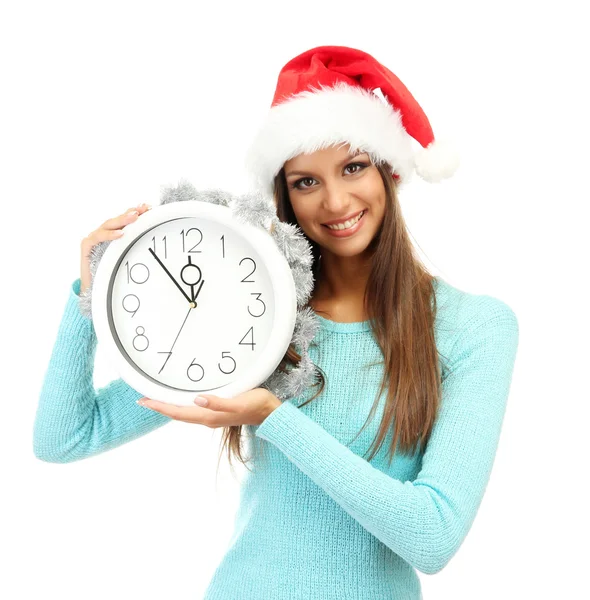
[2,0,588,598]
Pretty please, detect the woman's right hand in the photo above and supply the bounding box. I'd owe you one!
[80,203,152,295]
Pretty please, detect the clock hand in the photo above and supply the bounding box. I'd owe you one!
[157,279,204,375]
[169,306,193,352]
[191,279,205,303]
[148,247,193,305]
[157,305,193,375]
[180,255,204,304]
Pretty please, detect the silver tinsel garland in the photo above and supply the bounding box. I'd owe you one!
[79,179,321,401]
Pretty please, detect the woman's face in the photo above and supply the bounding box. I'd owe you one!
[283,144,386,259]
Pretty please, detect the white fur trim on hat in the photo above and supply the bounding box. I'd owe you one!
[244,82,416,196]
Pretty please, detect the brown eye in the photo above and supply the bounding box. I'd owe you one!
[345,162,368,175]
[292,177,315,190]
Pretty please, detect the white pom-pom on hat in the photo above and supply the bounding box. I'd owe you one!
[414,138,460,183]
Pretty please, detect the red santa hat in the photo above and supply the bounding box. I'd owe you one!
[244,45,459,196]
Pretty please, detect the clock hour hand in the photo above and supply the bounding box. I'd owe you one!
[191,279,205,303]
[148,248,193,305]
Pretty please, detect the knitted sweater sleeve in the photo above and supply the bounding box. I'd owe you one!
[33,278,171,463]
[255,301,519,575]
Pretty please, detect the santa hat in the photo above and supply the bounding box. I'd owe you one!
[244,45,459,196]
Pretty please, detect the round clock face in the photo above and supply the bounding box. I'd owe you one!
[92,201,297,405]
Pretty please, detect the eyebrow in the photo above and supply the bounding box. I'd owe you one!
[285,151,368,178]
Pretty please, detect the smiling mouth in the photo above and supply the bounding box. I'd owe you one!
[322,210,366,230]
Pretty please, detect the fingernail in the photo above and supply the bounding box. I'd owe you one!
[194,396,208,407]
[136,399,146,406]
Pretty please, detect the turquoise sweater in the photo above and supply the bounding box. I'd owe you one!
[33,276,519,599]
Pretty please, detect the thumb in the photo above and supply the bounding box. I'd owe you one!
[194,394,213,408]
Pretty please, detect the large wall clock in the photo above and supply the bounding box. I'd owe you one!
[88,184,314,407]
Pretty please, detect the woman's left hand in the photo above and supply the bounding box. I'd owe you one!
[136,387,282,428]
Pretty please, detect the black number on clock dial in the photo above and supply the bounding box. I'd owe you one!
[239,257,256,283]
[247,293,266,317]
[122,294,140,318]
[159,351,239,380]
[132,326,149,352]
[151,235,168,259]
[125,261,150,284]
[181,228,203,253]
[218,351,236,375]
[239,326,256,350]
[187,359,205,382]
[157,351,172,374]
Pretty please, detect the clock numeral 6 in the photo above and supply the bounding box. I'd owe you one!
[247,293,266,317]
[187,359,205,382]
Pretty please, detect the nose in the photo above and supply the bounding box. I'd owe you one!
[321,178,353,217]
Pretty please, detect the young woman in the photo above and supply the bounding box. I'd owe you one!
[33,46,520,599]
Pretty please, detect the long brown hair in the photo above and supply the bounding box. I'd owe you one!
[215,160,446,479]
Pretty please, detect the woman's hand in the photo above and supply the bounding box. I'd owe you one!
[136,387,282,427]
[80,203,152,295]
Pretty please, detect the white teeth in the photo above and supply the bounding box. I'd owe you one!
[326,210,364,230]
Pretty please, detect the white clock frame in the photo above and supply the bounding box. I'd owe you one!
[91,200,298,406]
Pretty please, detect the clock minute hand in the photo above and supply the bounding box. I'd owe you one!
[148,248,193,305]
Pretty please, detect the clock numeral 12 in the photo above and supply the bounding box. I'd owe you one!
[181,228,203,253]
